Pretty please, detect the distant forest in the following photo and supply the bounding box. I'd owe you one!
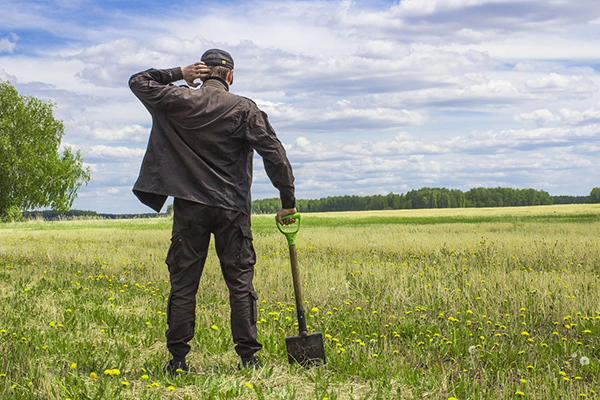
[22,186,599,220]
[252,187,600,214]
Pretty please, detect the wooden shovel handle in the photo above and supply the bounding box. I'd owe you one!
[289,244,308,335]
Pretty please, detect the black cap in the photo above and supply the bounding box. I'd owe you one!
[201,49,234,69]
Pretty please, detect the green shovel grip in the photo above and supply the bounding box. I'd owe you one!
[276,212,301,246]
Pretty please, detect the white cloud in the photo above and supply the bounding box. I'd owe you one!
[0,34,18,53]
[0,68,17,81]
[515,105,600,126]
[89,124,148,142]
[85,145,145,161]
[514,109,556,126]
[260,99,426,130]
[524,73,598,98]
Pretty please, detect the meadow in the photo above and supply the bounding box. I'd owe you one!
[0,204,599,399]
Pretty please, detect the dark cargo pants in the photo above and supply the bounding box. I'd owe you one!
[165,198,262,360]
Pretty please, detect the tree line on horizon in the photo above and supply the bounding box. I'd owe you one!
[13,186,600,221]
[252,187,600,214]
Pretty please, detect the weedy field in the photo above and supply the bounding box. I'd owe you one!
[0,204,599,399]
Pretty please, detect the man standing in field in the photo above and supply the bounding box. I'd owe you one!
[129,49,296,374]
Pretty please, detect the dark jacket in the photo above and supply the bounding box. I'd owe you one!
[129,67,295,214]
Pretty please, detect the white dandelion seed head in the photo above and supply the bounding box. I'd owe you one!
[580,356,590,366]
[571,352,577,358]
[468,345,477,355]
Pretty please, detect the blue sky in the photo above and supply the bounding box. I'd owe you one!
[1,0,600,213]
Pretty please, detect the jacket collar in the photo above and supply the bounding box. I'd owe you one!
[203,77,229,91]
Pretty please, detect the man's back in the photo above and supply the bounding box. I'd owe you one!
[129,68,295,214]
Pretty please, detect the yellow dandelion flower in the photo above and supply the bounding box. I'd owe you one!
[211,325,218,330]
[516,390,525,396]
[121,381,129,386]
[168,386,175,391]
[70,363,77,369]
[141,374,149,380]
[311,307,319,313]
[245,382,253,389]
[90,372,97,380]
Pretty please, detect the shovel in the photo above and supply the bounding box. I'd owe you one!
[276,212,326,367]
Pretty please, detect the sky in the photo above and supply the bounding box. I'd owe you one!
[1,0,600,214]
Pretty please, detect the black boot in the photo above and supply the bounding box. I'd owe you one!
[164,358,188,376]
[239,355,260,369]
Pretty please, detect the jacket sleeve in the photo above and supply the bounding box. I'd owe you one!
[128,68,184,112]
[244,106,296,209]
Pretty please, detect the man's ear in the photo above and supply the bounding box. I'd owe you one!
[228,69,234,85]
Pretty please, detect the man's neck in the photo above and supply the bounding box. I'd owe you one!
[203,77,229,91]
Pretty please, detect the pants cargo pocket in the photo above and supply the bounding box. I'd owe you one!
[166,234,182,273]
[239,225,256,266]
[166,295,172,325]
[250,290,258,323]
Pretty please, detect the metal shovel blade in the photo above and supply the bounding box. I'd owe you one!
[285,332,326,367]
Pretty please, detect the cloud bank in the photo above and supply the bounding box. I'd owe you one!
[1,0,599,213]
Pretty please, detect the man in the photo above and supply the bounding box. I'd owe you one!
[129,49,296,374]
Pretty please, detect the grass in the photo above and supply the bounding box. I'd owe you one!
[0,204,599,399]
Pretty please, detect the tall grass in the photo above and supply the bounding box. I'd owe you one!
[0,205,599,399]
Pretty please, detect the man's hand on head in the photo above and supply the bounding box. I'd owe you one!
[276,208,297,225]
[182,62,210,88]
